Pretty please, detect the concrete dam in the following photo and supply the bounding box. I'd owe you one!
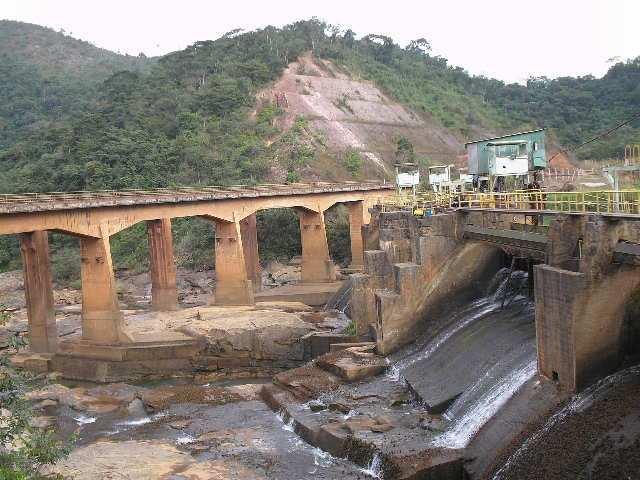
[2,185,640,478]
[259,207,640,478]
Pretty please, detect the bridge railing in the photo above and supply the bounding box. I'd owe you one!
[381,190,640,215]
[0,181,391,209]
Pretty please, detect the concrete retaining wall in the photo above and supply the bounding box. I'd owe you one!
[351,210,503,355]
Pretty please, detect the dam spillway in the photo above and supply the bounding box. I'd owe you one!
[392,268,538,448]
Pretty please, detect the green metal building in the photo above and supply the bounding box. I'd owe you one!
[466,129,547,184]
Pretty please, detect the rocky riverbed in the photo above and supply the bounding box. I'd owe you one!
[23,378,371,479]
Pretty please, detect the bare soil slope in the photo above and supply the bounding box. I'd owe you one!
[257,53,465,179]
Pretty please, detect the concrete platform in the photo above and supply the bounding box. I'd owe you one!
[52,338,203,382]
[255,282,343,307]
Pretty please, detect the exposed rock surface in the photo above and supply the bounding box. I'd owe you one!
[46,384,367,479]
[316,344,387,382]
[257,53,465,179]
[48,440,194,479]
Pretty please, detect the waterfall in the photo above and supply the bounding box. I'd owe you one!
[390,267,536,449]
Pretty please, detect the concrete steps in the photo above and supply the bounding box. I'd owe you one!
[315,344,387,382]
[260,359,463,479]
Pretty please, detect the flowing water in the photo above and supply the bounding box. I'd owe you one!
[390,268,537,449]
[492,364,640,479]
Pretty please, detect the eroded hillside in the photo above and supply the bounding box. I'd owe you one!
[258,54,467,179]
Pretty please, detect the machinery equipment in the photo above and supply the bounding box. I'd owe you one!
[466,129,547,192]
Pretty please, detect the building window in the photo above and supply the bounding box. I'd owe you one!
[519,144,527,156]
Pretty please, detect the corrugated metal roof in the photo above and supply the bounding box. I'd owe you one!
[465,128,545,146]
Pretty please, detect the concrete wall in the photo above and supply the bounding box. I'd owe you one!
[534,265,584,391]
[536,214,640,392]
[352,209,640,393]
[351,210,503,355]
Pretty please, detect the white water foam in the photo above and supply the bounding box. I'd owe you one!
[176,434,196,445]
[276,409,295,432]
[359,452,383,479]
[313,447,335,467]
[116,416,152,426]
[73,414,96,425]
[115,411,166,428]
[433,358,537,449]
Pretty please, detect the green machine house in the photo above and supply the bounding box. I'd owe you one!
[466,129,547,191]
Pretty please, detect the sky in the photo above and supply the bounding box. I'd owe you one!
[1,0,638,84]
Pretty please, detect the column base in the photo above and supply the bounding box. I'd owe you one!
[301,259,336,283]
[29,334,59,354]
[151,286,179,311]
[82,310,133,344]
[213,280,255,306]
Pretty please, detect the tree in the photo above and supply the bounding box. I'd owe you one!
[343,149,363,177]
[343,29,356,48]
[406,38,431,56]
[395,136,415,163]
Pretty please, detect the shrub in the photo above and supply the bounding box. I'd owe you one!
[257,209,301,262]
[343,149,363,177]
[0,340,73,478]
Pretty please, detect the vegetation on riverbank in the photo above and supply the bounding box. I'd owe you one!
[0,18,638,275]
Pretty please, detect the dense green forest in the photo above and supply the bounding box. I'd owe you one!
[0,18,638,278]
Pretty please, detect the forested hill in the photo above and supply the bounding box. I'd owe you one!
[0,19,639,195]
[0,20,152,152]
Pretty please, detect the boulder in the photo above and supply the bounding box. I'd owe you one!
[26,384,121,413]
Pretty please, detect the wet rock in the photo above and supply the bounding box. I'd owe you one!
[87,383,144,405]
[418,415,445,432]
[389,392,410,407]
[308,400,327,412]
[370,415,394,433]
[141,385,242,412]
[168,419,192,430]
[225,383,265,401]
[370,423,394,433]
[274,364,341,401]
[328,402,351,414]
[26,384,121,414]
[176,459,266,479]
[344,417,378,434]
[126,398,147,417]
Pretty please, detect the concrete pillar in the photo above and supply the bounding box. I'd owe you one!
[147,218,178,311]
[239,213,262,292]
[213,220,254,305]
[534,264,586,392]
[350,273,375,337]
[298,209,335,283]
[348,202,365,269]
[80,235,128,344]
[19,231,57,353]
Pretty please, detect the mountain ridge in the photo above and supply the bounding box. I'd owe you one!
[0,18,638,196]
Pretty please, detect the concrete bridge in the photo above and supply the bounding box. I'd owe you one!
[0,182,393,357]
[352,205,640,393]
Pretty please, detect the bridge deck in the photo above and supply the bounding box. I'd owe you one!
[0,182,393,214]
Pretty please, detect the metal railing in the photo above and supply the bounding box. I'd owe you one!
[381,190,640,215]
[0,181,393,213]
